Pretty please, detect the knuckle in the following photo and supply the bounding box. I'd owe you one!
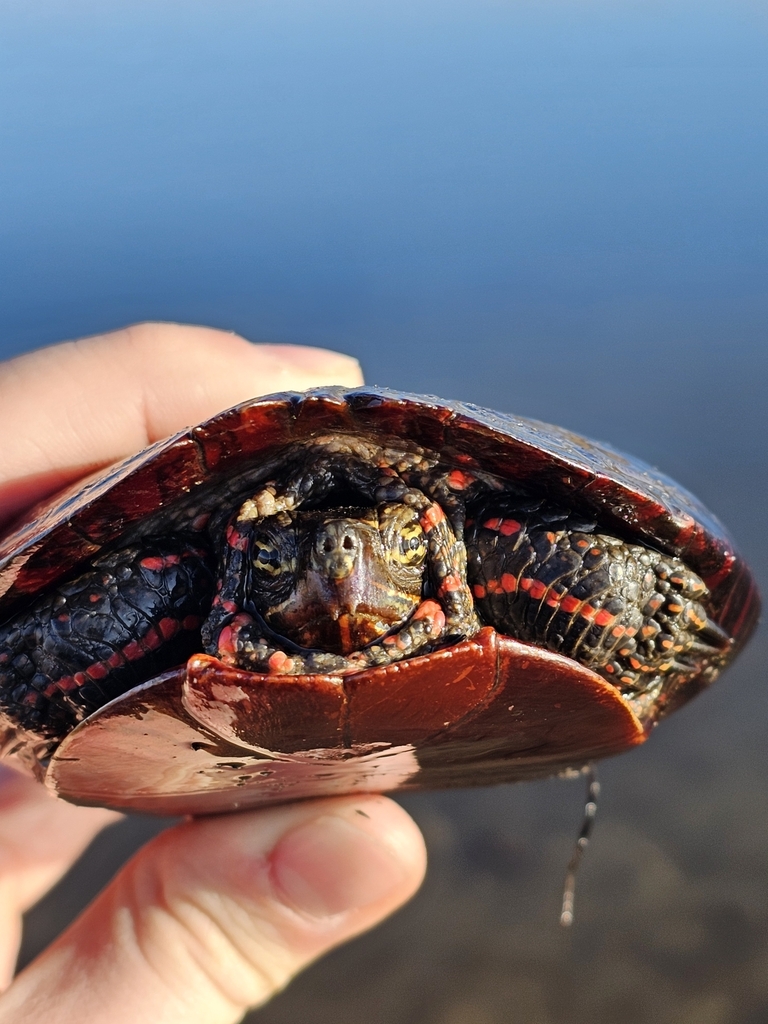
[118,837,300,1015]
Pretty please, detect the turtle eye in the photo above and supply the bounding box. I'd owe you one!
[396,520,427,567]
[379,504,427,569]
[250,520,297,581]
[252,540,286,575]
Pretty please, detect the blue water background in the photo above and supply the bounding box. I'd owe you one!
[2,3,767,1022]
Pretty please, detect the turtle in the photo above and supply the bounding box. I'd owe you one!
[0,387,758,816]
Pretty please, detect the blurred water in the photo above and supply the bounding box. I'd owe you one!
[2,2,767,1022]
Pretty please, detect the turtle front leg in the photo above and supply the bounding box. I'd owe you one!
[465,503,731,700]
[205,599,452,676]
[0,537,215,748]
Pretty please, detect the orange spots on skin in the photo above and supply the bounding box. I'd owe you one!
[268,650,294,673]
[158,617,179,640]
[140,554,181,571]
[44,674,79,696]
[142,627,163,651]
[594,609,615,627]
[421,504,445,530]
[481,516,521,536]
[412,600,446,636]
[225,525,249,551]
[501,573,517,593]
[500,519,521,536]
[447,469,475,490]
[472,583,487,599]
[527,579,548,600]
[217,626,235,657]
[412,599,441,620]
[122,640,145,661]
[438,573,463,594]
[140,556,165,572]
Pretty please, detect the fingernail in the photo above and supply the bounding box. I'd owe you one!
[270,806,411,918]
[257,344,364,384]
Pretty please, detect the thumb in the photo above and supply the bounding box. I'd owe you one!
[0,796,426,1024]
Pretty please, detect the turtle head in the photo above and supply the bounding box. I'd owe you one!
[246,503,428,655]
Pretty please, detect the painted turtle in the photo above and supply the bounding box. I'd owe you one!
[0,388,759,815]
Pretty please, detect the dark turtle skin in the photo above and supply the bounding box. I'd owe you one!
[0,388,759,815]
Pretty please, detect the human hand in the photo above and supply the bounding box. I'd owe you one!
[0,324,427,1024]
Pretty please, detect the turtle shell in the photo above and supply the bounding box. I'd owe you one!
[0,388,759,814]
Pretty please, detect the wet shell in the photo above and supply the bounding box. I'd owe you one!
[0,388,758,814]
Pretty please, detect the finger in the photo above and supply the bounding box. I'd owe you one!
[0,322,363,525]
[0,795,426,1024]
[0,767,118,989]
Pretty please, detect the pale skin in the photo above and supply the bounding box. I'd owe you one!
[0,323,428,1024]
